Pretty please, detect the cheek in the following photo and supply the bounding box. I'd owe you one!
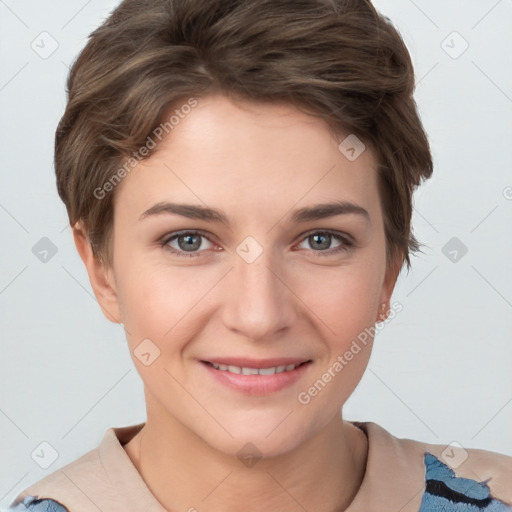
[116,260,213,347]
[292,261,383,405]
[115,265,200,394]
[295,268,381,413]
[297,261,383,337]
[114,254,168,335]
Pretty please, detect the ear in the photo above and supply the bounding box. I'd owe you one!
[72,221,122,324]
[376,254,403,323]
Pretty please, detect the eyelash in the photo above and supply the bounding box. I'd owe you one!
[158,229,355,259]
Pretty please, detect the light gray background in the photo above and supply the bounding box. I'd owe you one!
[1,0,511,507]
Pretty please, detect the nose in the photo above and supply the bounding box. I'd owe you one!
[220,247,298,341]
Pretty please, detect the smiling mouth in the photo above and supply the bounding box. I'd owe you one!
[202,360,311,375]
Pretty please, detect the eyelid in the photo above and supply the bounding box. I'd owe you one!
[296,228,355,246]
[294,229,355,257]
[159,229,219,252]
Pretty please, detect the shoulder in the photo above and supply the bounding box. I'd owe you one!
[419,449,512,511]
[6,443,105,512]
[6,423,147,512]
[6,496,69,512]
[355,421,512,511]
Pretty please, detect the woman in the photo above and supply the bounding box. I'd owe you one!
[8,0,512,510]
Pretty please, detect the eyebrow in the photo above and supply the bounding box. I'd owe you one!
[138,200,370,225]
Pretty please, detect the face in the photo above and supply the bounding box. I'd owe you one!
[78,93,400,457]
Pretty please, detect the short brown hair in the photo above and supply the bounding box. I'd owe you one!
[55,0,433,272]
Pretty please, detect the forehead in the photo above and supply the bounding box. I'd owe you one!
[114,94,380,224]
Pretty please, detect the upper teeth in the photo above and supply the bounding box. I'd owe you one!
[210,363,301,375]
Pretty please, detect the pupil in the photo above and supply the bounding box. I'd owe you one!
[312,233,329,250]
[180,234,200,251]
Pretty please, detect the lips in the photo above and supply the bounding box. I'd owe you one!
[202,357,311,369]
[200,357,313,395]
[205,360,308,375]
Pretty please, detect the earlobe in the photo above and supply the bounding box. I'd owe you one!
[377,302,388,323]
[72,221,122,324]
[376,255,403,323]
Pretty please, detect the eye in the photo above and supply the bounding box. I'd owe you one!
[159,230,218,258]
[159,229,355,259]
[296,230,354,256]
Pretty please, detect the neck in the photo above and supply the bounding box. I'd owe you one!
[124,409,368,512]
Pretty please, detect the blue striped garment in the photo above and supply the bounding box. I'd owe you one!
[419,453,511,511]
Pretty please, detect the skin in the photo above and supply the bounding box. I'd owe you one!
[74,93,402,512]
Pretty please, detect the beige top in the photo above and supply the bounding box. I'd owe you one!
[8,421,512,512]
